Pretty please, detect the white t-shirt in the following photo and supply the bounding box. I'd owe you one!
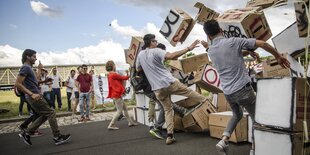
[40,76,51,94]
[50,74,61,88]
[136,48,176,91]
[66,76,77,92]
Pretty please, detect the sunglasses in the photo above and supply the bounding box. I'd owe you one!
[83,67,88,70]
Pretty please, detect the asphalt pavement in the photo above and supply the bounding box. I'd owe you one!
[0,120,251,155]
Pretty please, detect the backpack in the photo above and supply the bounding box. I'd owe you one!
[130,66,148,92]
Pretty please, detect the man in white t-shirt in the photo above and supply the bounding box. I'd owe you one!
[50,67,62,109]
[136,34,209,145]
[65,69,77,112]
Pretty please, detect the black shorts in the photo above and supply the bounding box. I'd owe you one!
[74,91,79,99]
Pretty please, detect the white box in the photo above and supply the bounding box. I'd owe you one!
[254,128,309,155]
[256,77,310,131]
[159,8,195,46]
[272,22,309,58]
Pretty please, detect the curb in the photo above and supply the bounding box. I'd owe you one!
[0,106,135,124]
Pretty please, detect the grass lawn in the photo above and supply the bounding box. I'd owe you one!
[0,88,135,119]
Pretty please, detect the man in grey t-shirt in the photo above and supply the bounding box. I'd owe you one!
[202,20,290,155]
[136,34,210,145]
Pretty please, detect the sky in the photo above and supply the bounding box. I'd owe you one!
[0,0,297,69]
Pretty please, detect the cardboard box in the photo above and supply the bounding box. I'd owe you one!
[174,113,185,131]
[159,8,195,46]
[246,0,286,9]
[194,2,219,25]
[170,68,195,86]
[209,111,248,143]
[169,53,210,74]
[171,84,196,103]
[182,101,216,132]
[126,36,144,67]
[174,97,201,108]
[254,127,310,155]
[133,106,148,125]
[218,7,272,41]
[194,65,223,93]
[262,53,304,78]
[295,0,309,37]
[272,22,310,58]
[212,93,232,112]
[256,77,310,131]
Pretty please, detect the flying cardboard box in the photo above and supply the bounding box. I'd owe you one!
[217,7,272,41]
[169,53,210,74]
[159,8,195,46]
[294,0,309,37]
[170,68,195,86]
[254,127,310,155]
[272,22,310,58]
[209,111,248,143]
[194,65,223,93]
[194,2,219,25]
[246,0,287,9]
[256,77,310,131]
[126,36,144,67]
[262,53,304,78]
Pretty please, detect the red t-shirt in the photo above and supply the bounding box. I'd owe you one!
[107,72,129,99]
[76,73,92,93]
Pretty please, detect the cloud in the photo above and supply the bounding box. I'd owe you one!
[82,33,97,37]
[9,24,17,29]
[0,40,129,69]
[30,1,63,18]
[110,20,142,37]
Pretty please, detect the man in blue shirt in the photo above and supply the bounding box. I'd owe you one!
[15,49,71,146]
[202,20,290,155]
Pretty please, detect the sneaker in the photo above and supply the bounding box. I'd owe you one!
[18,126,26,132]
[149,129,164,139]
[30,130,44,138]
[53,134,71,145]
[108,126,119,130]
[85,116,90,121]
[19,132,32,145]
[249,149,254,155]
[117,113,124,121]
[78,116,85,122]
[128,122,138,127]
[166,136,176,145]
[216,140,229,155]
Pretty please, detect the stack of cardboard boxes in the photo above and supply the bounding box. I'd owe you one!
[125,2,310,153]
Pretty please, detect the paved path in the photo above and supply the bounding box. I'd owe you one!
[0,110,120,134]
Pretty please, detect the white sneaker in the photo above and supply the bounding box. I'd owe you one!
[107,126,119,130]
[216,140,229,155]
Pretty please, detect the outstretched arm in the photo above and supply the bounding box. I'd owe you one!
[165,40,200,60]
[255,40,290,68]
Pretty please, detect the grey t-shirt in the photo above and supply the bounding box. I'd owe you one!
[208,36,256,95]
[19,64,40,98]
[136,48,176,91]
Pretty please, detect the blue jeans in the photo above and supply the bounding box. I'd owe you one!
[79,92,90,117]
[43,91,52,107]
[51,88,62,108]
[223,83,256,141]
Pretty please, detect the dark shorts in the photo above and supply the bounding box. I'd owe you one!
[74,91,79,99]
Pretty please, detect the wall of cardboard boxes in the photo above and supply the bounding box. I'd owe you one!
[125,1,309,154]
